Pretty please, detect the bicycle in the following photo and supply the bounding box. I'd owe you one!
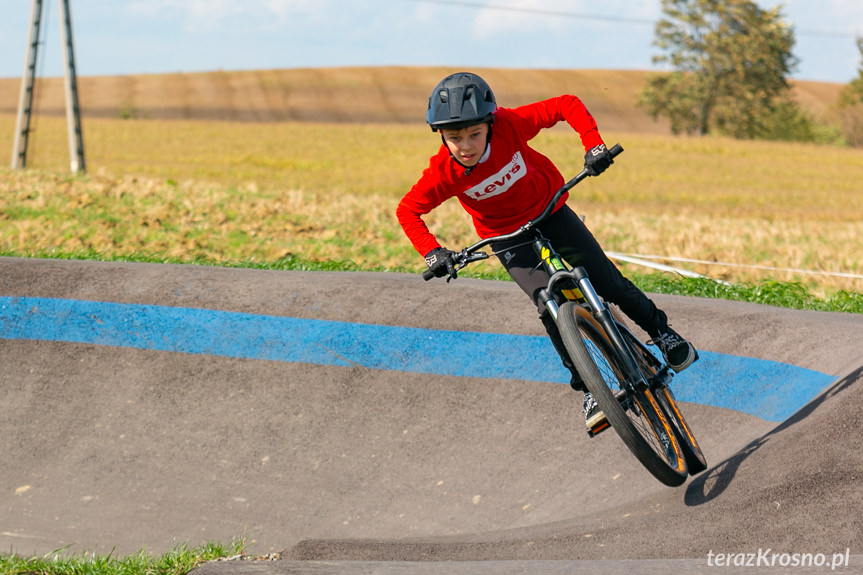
[422,144,707,487]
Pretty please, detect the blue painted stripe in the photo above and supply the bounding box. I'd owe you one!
[671,351,834,423]
[0,296,834,422]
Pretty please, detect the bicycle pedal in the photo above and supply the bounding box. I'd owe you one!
[586,411,610,438]
[585,390,628,438]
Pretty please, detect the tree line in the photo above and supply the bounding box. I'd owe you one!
[638,0,863,146]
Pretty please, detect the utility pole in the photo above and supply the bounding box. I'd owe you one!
[11,0,43,170]
[11,0,86,173]
[59,0,86,173]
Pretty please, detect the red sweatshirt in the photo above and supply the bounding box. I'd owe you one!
[397,95,605,257]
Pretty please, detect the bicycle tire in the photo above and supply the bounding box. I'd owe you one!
[558,302,688,486]
[617,326,708,475]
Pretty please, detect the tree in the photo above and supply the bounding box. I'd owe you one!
[837,37,863,146]
[840,37,863,106]
[638,0,798,139]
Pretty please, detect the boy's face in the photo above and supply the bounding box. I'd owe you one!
[440,123,489,167]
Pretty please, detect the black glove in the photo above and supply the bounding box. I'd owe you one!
[424,247,458,280]
[584,143,613,176]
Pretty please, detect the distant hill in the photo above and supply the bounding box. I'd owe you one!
[0,66,844,135]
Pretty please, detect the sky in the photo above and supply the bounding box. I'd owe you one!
[0,0,861,84]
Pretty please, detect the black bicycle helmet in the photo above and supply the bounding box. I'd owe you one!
[426,72,497,132]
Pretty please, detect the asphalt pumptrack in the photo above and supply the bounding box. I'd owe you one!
[2,257,862,573]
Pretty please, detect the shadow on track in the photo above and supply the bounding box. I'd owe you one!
[685,366,863,506]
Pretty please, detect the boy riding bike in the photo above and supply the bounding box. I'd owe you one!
[396,72,698,434]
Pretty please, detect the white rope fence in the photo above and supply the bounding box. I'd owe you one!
[606,252,863,283]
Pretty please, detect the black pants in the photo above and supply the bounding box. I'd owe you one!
[492,205,668,380]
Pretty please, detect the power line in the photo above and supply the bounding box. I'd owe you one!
[406,0,861,40]
[407,0,655,25]
[794,28,860,40]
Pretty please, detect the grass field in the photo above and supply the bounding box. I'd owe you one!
[3,112,863,298]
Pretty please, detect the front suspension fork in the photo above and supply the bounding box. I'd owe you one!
[539,268,645,390]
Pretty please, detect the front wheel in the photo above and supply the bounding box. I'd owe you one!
[558,302,688,487]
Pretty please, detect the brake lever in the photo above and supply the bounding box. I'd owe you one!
[446,251,489,282]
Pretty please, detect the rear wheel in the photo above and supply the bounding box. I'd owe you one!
[558,302,688,487]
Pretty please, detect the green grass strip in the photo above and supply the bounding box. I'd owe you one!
[3,250,862,314]
[0,540,252,575]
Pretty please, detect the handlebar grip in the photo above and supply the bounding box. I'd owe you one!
[422,269,435,281]
[609,143,624,157]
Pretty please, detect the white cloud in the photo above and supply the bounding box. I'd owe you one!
[265,0,326,17]
[756,1,863,34]
[820,0,863,26]
[125,0,333,32]
[474,0,562,37]
[470,0,660,42]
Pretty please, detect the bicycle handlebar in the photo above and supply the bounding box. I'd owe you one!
[422,143,624,281]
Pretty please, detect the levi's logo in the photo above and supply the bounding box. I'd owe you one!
[463,152,526,201]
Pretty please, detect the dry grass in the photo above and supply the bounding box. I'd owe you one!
[2,107,863,296]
